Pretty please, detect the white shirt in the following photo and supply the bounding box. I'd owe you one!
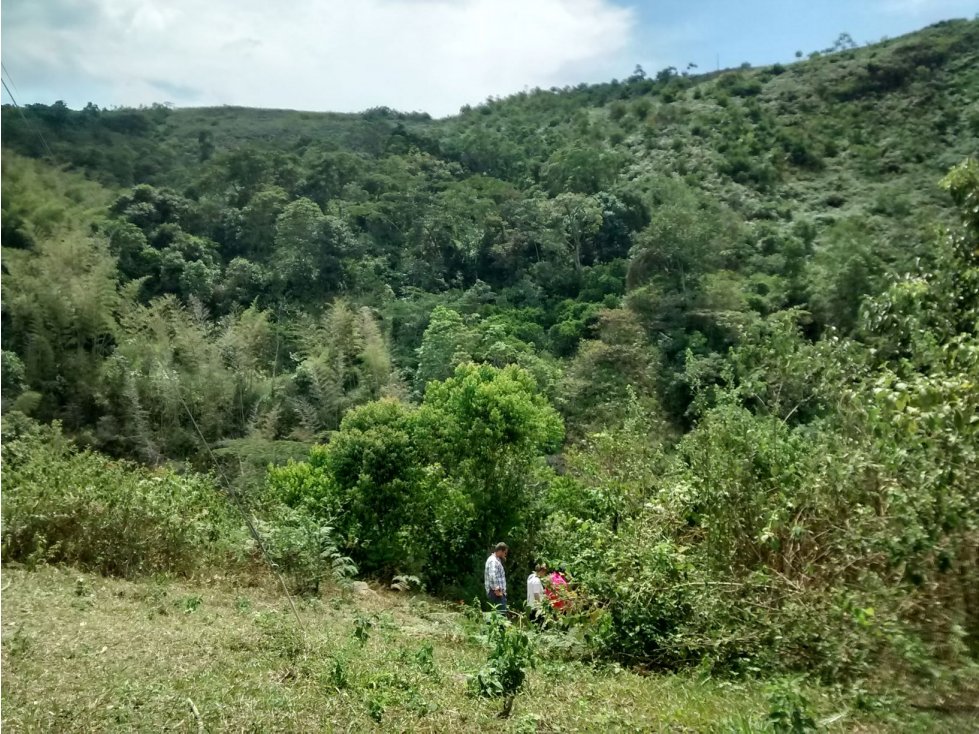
[526,573,544,609]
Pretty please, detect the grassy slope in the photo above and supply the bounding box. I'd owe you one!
[2,568,976,733]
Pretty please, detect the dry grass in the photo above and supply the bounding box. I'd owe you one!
[1,566,973,732]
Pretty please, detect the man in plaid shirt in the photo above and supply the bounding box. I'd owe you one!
[484,542,509,614]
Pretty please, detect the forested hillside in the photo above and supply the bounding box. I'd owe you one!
[3,17,979,718]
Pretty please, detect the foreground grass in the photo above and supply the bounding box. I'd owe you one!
[1,567,974,732]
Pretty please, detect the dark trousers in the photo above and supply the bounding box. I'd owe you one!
[488,591,507,615]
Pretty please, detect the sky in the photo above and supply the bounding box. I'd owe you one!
[1,0,976,118]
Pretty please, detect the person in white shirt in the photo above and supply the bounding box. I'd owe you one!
[526,563,547,624]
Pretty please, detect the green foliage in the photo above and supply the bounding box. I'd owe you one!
[271,197,345,299]
[529,162,978,681]
[558,309,663,434]
[414,306,474,392]
[717,71,763,98]
[1,416,243,576]
[766,680,817,734]
[418,363,563,570]
[2,20,979,697]
[411,642,437,675]
[469,616,535,718]
[326,654,351,690]
[541,144,622,195]
[806,219,884,333]
[287,300,394,439]
[266,363,562,590]
[1,217,121,429]
[263,445,334,508]
[627,177,737,296]
[320,398,426,574]
[353,613,376,646]
[5,20,979,444]
[550,192,604,271]
[543,165,979,678]
[258,506,356,596]
[179,595,204,614]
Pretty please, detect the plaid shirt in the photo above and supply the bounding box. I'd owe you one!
[484,553,506,596]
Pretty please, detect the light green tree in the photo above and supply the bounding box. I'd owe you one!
[418,363,563,554]
[414,306,475,394]
[551,192,603,271]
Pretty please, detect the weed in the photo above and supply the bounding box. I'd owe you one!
[70,595,95,612]
[255,611,306,662]
[324,655,350,691]
[463,596,485,624]
[511,713,542,734]
[258,511,357,596]
[353,613,375,646]
[404,689,434,717]
[413,642,437,676]
[766,679,817,733]
[4,626,35,659]
[376,611,396,631]
[178,594,203,614]
[366,695,385,723]
[470,616,536,718]
[713,713,764,733]
[74,576,92,596]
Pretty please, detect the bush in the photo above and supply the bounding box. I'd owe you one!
[469,616,535,718]
[717,72,763,97]
[778,129,825,170]
[257,505,356,596]
[1,416,245,576]
[542,275,979,679]
[266,364,563,591]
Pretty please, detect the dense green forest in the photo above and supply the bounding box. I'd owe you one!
[3,16,978,711]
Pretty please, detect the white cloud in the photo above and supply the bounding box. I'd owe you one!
[2,0,637,116]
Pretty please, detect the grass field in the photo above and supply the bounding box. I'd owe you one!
[1,567,975,733]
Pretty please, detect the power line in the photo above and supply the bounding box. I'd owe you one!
[1,64,57,159]
[1,61,22,96]
[170,374,308,638]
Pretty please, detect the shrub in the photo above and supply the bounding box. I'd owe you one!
[257,506,357,596]
[469,616,535,718]
[1,416,244,576]
[717,72,763,97]
[543,267,979,679]
[265,364,563,592]
[778,129,825,170]
[766,679,817,733]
